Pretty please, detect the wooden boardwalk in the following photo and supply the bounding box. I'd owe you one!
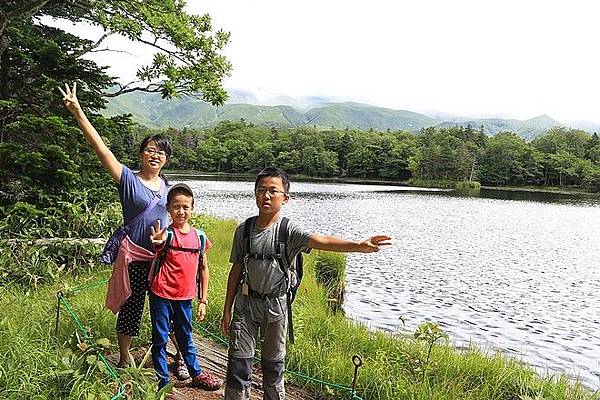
[111,330,323,400]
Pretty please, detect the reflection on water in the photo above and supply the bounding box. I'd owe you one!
[182,179,600,388]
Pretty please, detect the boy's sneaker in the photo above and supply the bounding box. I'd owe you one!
[190,371,222,391]
[175,358,190,380]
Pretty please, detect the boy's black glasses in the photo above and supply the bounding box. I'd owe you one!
[255,188,286,197]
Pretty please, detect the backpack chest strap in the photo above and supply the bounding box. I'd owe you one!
[168,245,200,254]
[245,253,281,261]
[247,287,286,300]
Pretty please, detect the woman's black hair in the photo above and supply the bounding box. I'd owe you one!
[139,134,172,184]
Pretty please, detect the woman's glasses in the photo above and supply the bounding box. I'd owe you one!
[143,147,168,158]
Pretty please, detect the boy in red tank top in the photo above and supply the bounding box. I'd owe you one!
[149,183,222,395]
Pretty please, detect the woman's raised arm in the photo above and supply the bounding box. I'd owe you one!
[59,82,121,182]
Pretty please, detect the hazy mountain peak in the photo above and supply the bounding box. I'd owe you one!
[525,114,560,126]
[225,88,333,110]
[102,89,599,140]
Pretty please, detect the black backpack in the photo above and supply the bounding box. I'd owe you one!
[242,216,304,343]
[150,227,207,300]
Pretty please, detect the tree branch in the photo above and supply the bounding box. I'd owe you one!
[0,0,52,57]
[104,83,163,97]
[73,32,112,58]
[133,37,189,65]
[86,48,135,56]
[5,0,52,21]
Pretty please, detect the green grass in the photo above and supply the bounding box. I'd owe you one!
[409,178,483,190]
[0,274,115,399]
[0,215,597,399]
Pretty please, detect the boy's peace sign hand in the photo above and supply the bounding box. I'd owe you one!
[358,235,392,253]
[58,82,82,114]
[150,220,168,246]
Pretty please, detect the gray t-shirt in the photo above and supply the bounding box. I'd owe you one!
[230,217,311,323]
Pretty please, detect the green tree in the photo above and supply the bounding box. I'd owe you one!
[379,131,417,180]
[0,1,232,237]
[532,127,594,186]
[1,0,232,104]
[410,126,486,182]
[196,135,227,171]
[275,150,302,175]
[246,141,276,170]
[478,132,542,185]
[532,127,591,159]
[348,144,379,178]
[223,138,250,172]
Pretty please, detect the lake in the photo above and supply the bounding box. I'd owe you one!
[179,178,600,388]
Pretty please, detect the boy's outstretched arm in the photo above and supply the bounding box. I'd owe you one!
[220,261,243,336]
[308,234,391,253]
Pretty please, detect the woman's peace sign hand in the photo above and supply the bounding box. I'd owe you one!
[58,82,82,115]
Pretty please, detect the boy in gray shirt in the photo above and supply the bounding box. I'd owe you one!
[221,167,391,400]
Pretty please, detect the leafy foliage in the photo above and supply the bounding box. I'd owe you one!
[126,122,600,192]
[0,240,102,287]
[0,1,232,239]
[1,0,231,104]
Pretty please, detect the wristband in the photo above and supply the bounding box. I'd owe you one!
[199,299,208,305]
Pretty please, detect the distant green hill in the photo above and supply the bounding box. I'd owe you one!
[305,102,438,131]
[102,91,305,128]
[215,104,305,127]
[435,114,562,140]
[102,91,565,138]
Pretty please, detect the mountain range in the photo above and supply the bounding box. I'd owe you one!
[102,89,599,140]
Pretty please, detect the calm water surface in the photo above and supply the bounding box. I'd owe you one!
[181,179,600,388]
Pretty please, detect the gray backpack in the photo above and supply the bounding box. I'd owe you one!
[241,216,304,343]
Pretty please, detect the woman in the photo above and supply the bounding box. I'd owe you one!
[60,82,175,369]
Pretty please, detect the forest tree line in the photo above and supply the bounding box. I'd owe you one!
[122,121,600,189]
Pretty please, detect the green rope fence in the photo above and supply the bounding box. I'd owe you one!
[191,321,364,400]
[56,279,364,400]
[56,290,126,400]
[65,278,110,295]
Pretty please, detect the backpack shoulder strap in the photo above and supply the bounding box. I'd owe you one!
[276,217,301,344]
[165,228,201,254]
[242,216,256,256]
[196,228,207,255]
[276,217,291,272]
[162,227,174,255]
[150,227,173,283]
[195,227,207,300]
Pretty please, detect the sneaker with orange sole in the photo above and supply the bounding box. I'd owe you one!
[190,370,223,391]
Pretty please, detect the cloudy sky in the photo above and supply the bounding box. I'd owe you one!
[52,0,600,123]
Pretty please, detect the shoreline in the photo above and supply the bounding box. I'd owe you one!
[480,185,600,197]
[164,170,412,187]
[165,170,600,196]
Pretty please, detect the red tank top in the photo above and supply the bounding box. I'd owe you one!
[150,226,203,300]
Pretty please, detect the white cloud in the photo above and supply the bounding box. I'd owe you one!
[44,0,600,123]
